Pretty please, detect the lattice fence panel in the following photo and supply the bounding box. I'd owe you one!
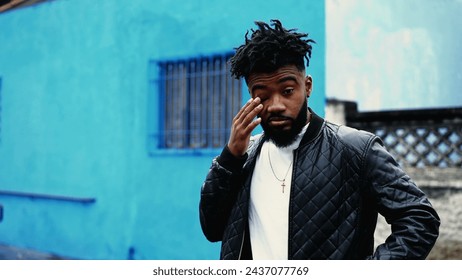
[363,124,462,168]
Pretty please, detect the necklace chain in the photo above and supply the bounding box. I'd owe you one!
[267,147,293,193]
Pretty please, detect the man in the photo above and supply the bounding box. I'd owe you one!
[199,19,440,260]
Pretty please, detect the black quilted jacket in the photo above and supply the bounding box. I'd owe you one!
[199,110,440,259]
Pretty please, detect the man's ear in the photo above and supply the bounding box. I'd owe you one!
[305,75,313,98]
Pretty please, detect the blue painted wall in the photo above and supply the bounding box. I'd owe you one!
[0,0,325,259]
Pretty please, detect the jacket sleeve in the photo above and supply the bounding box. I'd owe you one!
[199,146,247,242]
[364,138,440,259]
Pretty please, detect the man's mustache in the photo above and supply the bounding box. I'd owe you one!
[267,114,294,122]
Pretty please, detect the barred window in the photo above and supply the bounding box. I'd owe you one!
[154,53,242,150]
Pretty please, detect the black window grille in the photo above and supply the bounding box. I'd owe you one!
[154,53,242,149]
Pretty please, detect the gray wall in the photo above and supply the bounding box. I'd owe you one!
[326,0,462,111]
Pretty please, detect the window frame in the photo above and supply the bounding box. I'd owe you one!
[147,53,247,156]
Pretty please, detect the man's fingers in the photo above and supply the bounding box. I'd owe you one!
[235,98,261,120]
[227,98,262,157]
[234,98,254,121]
[245,117,262,133]
[236,98,262,125]
[241,103,263,127]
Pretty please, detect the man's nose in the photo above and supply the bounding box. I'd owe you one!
[267,95,286,113]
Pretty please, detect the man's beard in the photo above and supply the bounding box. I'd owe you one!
[260,99,308,148]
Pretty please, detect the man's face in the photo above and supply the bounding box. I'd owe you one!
[247,65,313,147]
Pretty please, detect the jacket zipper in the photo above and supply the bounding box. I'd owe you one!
[287,149,298,259]
[238,229,245,260]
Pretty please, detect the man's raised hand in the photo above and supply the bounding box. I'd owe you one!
[227,97,263,157]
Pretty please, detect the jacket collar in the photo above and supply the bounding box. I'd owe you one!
[298,108,324,148]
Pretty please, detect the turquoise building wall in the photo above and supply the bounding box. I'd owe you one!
[0,0,326,259]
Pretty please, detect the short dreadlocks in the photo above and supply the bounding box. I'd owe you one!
[230,19,315,81]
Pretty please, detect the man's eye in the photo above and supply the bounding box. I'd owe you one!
[283,88,294,95]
